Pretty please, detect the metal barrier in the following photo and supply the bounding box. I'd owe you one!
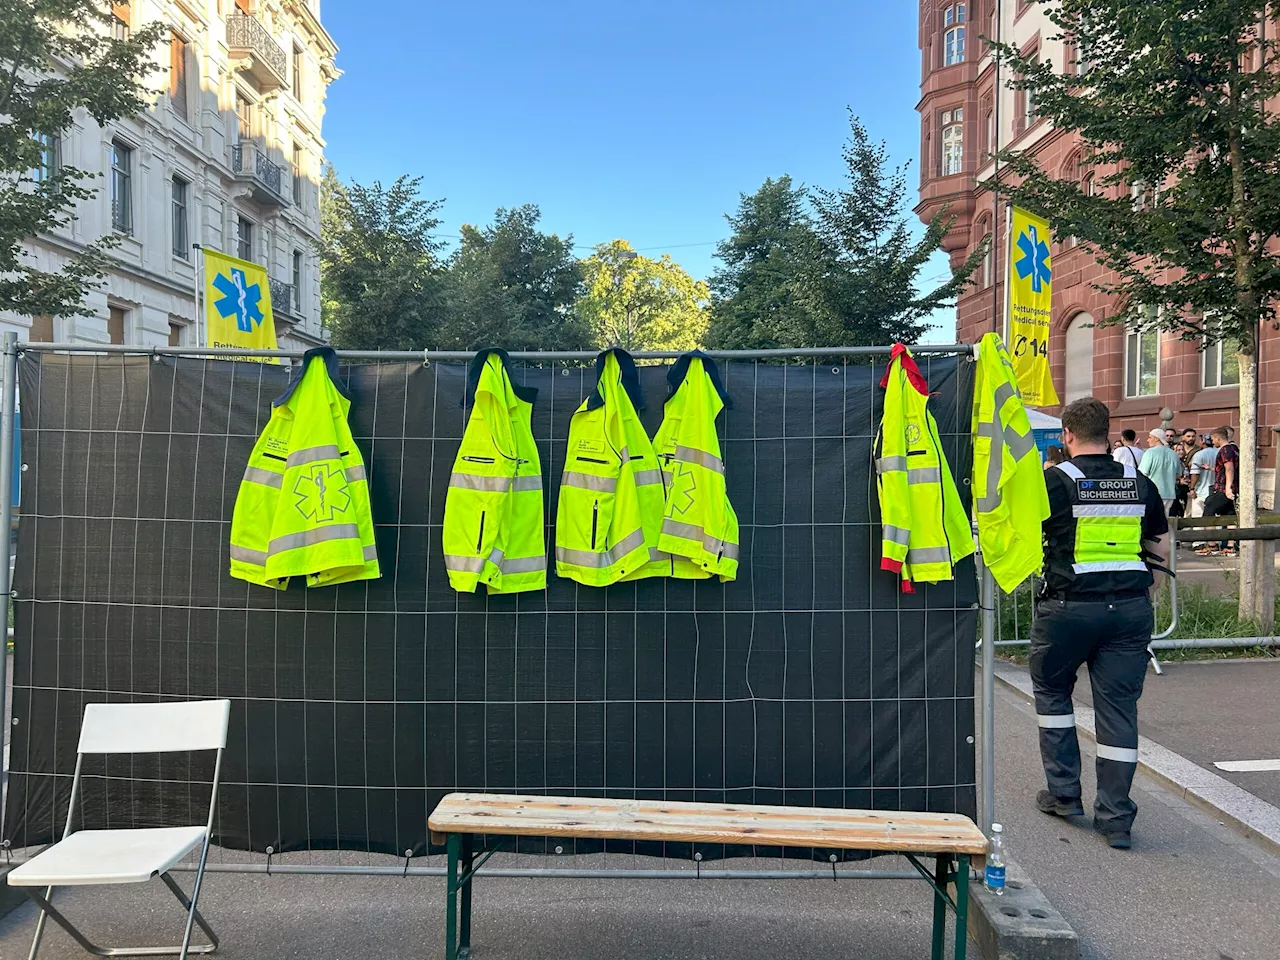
[0,335,1002,874]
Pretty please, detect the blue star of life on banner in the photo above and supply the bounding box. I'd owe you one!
[1015,224,1053,294]
[212,268,266,333]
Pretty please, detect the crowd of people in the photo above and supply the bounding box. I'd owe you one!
[1045,424,1241,556]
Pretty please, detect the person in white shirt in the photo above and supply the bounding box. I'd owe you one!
[1112,428,1143,471]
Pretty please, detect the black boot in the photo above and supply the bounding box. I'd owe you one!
[1036,789,1085,818]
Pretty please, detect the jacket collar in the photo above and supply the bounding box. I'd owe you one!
[273,346,349,407]
[586,347,645,411]
[463,347,538,408]
[665,350,733,408]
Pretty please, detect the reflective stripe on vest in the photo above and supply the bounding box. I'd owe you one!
[976,380,1037,512]
[556,527,647,568]
[1056,460,1146,576]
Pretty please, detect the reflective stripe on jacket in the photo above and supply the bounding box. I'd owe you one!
[1052,461,1148,576]
[443,349,546,594]
[230,347,379,590]
[652,352,739,582]
[875,343,974,592]
[972,333,1051,592]
[555,349,654,586]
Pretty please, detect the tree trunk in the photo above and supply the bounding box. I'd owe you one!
[1236,346,1260,623]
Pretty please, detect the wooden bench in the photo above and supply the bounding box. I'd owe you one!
[428,793,989,960]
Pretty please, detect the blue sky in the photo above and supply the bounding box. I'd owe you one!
[321,0,952,331]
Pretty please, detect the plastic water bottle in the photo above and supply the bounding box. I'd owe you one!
[986,822,1006,896]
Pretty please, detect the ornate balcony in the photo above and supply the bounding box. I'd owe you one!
[231,142,287,208]
[227,13,287,90]
[268,279,296,318]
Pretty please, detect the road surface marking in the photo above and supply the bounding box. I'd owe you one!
[1214,759,1280,773]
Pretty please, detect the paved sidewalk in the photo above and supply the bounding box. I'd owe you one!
[1073,658,1280,808]
[3,681,1279,959]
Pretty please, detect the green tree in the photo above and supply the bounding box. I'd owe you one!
[578,240,709,351]
[806,115,985,347]
[705,176,824,350]
[986,0,1279,625]
[0,0,163,319]
[318,168,447,350]
[441,205,590,350]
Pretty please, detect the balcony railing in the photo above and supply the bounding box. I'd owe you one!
[231,142,287,207]
[227,12,287,89]
[269,279,295,318]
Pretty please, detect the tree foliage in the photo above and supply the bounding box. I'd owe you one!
[987,0,1280,348]
[578,240,709,351]
[705,176,823,350]
[708,116,983,351]
[318,168,447,350]
[986,0,1280,622]
[0,0,164,318]
[441,205,590,350]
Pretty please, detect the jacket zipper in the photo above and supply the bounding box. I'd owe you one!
[476,511,486,552]
[591,500,599,549]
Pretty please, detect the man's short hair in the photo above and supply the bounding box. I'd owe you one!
[1062,398,1111,444]
[1211,425,1231,441]
[1121,428,1137,443]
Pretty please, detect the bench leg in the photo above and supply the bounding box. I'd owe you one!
[953,855,970,960]
[931,853,950,960]
[446,833,460,960]
[460,834,475,958]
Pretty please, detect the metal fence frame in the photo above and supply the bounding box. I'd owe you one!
[0,334,999,880]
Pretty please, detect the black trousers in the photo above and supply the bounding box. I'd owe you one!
[1029,595,1154,833]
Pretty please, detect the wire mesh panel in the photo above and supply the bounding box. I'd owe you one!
[3,351,977,861]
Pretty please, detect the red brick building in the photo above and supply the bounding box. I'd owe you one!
[915,0,1279,502]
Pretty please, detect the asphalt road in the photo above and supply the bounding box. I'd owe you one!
[1071,658,1280,809]
[2,682,1279,960]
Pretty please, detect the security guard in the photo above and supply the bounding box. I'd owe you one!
[1032,397,1169,849]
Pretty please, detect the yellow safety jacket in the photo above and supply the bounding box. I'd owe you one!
[556,349,660,586]
[443,349,546,594]
[230,347,379,590]
[875,344,974,592]
[972,333,1050,593]
[652,352,739,582]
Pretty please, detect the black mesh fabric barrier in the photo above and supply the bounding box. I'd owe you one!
[3,352,977,861]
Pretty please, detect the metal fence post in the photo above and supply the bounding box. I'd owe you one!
[976,550,996,837]
[0,331,18,799]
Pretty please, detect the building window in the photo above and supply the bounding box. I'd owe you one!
[941,108,964,176]
[33,131,60,184]
[235,0,252,13]
[168,321,185,347]
[922,133,931,183]
[1124,311,1160,398]
[943,4,967,66]
[983,107,994,156]
[292,142,303,205]
[292,249,303,304]
[172,176,189,259]
[1203,337,1241,388]
[110,140,132,234]
[111,1,130,41]
[292,44,304,103]
[235,93,254,143]
[1064,312,1095,402]
[169,32,189,121]
[236,216,254,262]
[976,220,992,288]
[108,306,128,345]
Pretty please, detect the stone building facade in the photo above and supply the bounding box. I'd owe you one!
[1,0,338,352]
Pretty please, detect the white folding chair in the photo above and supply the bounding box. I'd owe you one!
[8,699,232,959]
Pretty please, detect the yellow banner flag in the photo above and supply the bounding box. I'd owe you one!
[203,248,280,363]
[1006,207,1059,407]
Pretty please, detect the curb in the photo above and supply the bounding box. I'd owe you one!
[967,854,1079,960]
[994,662,1280,860]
